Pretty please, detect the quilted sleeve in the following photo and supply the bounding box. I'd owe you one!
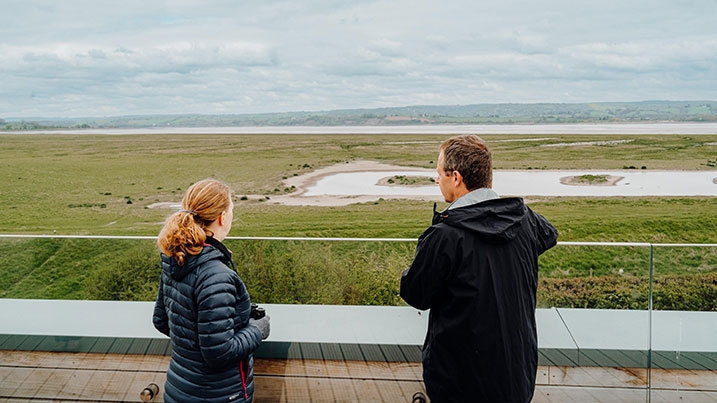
[195,264,263,368]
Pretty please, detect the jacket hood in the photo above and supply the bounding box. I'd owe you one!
[433,197,527,243]
[161,238,233,281]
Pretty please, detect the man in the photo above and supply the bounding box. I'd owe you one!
[401,135,558,402]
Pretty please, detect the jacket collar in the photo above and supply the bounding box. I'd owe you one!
[447,188,499,210]
[204,236,235,271]
[434,188,500,224]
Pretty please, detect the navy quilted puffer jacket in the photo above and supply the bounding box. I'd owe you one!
[153,237,262,403]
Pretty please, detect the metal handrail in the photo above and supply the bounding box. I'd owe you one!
[1,234,716,247]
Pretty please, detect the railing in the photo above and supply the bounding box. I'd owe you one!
[1,234,716,402]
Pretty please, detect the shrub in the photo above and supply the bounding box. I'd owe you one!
[538,274,717,311]
[227,239,412,306]
[85,242,160,301]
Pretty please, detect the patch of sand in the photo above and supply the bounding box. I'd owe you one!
[541,139,635,148]
[270,160,441,206]
[560,175,624,186]
[147,202,181,209]
[376,175,435,187]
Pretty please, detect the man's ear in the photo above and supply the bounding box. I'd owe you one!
[452,170,464,187]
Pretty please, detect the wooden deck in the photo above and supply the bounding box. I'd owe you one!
[1,351,426,402]
[2,301,717,401]
[2,351,717,402]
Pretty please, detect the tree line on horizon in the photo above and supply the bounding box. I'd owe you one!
[3,100,717,130]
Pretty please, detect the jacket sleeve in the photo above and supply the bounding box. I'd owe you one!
[195,268,263,369]
[532,210,558,254]
[400,225,454,310]
[152,275,170,337]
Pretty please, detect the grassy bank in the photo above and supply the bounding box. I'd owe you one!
[2,237,715,310]
[1,132,715,305]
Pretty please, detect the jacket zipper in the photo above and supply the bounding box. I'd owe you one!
[240,358,249,400]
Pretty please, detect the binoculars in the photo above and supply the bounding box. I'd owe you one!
[250,303,265,319]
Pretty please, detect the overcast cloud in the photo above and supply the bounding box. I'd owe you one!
[1,0,716,118]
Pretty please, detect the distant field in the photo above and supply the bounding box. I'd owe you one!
[1,132,715,305]
[1,132,716,237]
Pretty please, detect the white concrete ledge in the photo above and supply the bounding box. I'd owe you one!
[1,299,715,369]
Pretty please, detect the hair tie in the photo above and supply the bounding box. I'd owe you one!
[180,209,198,216]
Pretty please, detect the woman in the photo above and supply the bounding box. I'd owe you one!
[153,178,270,403]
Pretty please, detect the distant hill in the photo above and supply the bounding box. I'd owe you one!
[3,101,717,130]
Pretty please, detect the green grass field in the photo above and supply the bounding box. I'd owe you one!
[1,132,716,306]
[2,132,716,237]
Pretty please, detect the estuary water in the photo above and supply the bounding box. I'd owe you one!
[16,122,717,135]
[304,170,717,197]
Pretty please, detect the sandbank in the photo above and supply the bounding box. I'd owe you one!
[269,160,440,206]
[560,175,625,187]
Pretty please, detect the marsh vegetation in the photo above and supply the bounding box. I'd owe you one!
[1,132,715,308]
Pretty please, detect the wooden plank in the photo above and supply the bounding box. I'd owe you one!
[547,365,648,388]
[650,367,717,391]
[4,350,717,402]
[98,369,138,401]
[381,380,426,403]
[306,376,336,402]
[300,358,334,379]
[69,368,116,401]
[56,367,94,401]
[56,352,94,370]
[116,352,151,369]
[136,353,170,373]
[0,367,32,398]
[0,365,13,388]
[651,389,717,402]
[536,385,649,403]
[536,365,550,385]
[30,367,78,400]
[9,367,53,399]
[385,361,422,382]
[254,373,310,403]
[329,377,377,402]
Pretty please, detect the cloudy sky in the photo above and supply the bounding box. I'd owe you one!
[2,0,716,118]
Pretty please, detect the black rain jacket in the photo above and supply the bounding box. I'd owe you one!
[401,197,558,402]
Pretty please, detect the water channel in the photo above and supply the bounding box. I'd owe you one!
[304,170,717,197]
